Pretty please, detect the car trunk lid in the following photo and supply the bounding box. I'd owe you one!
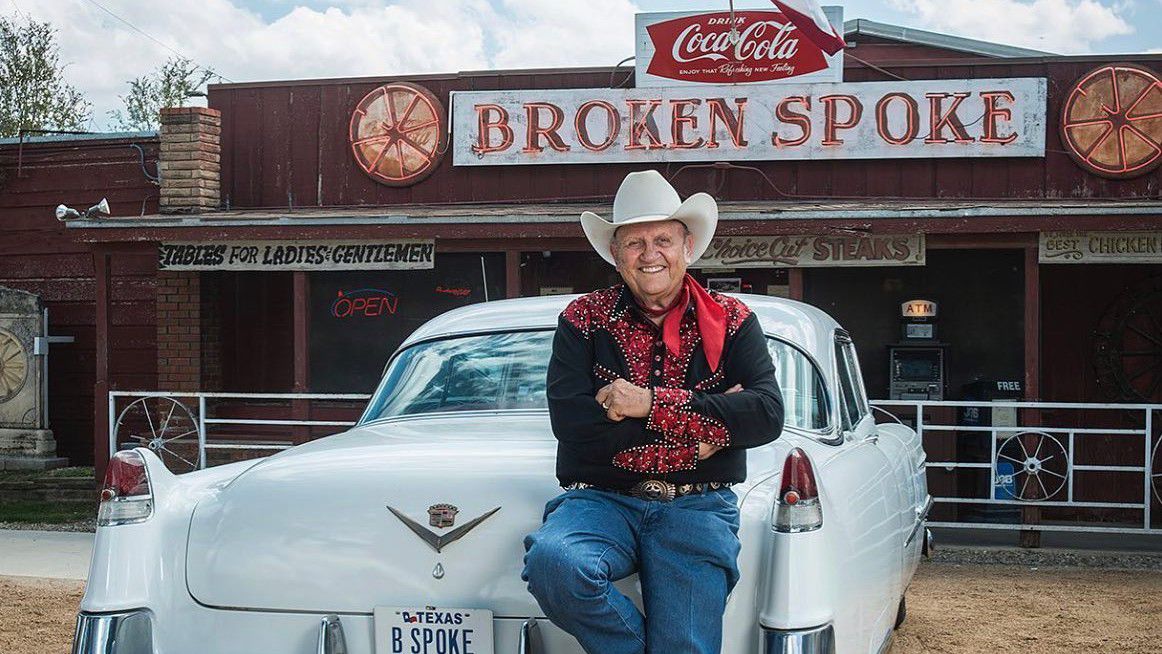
[185,413,567,616]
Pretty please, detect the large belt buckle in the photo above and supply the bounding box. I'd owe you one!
[633,480,676,502]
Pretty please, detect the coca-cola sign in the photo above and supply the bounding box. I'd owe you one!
[636,8,843,87]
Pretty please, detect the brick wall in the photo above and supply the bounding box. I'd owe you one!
[157,271,201,391]
[159,107,221,214]
[200,273,222,391]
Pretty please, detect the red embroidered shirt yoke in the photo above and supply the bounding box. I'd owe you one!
[547,284,785,489]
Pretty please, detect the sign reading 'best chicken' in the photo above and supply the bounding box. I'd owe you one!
[450,78,1047,166]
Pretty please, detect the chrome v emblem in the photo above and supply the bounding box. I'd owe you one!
[386,506,501,553]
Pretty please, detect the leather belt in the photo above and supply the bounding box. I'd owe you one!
[566,480,731,502]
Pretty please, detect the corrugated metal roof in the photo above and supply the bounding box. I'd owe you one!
[66,198,1162,229]
[844,19,1055,58]
[0,130,157,146]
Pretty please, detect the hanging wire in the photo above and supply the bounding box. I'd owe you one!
[609,56,635,89]
[79,0,233,83]
[728,0,741,44]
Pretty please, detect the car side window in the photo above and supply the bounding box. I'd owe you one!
[835,334,868,431]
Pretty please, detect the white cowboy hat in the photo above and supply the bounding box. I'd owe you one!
[582,170,718,266]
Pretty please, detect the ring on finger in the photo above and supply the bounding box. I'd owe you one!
[601,401,610,409]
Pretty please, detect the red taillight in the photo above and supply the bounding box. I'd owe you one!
[774,447,823,533]
[780,447,818,502]
[98,450,154,526]
[102,450,150,499]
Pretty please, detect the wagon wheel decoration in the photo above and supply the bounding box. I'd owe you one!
[0,329,28,403]
[349,82,446,187]
[994,431,1068,502]
[1060,63,1162,179]
[1152,437,1162,505]
[1094,276,1162,403]
[114,396,201,473]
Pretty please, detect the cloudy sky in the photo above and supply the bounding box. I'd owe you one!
[6,0,1160,131]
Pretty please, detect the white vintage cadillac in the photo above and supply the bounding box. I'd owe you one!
[75,294,932,654]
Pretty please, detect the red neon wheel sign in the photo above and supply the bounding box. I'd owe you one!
[1060,64,1162,179]
[349,83,446,187]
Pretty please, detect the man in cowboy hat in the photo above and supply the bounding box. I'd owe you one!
[523,170,785,654]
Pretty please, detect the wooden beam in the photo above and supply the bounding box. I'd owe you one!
[1024,246,1041,401]
[788,268,804,300]
[92,248,112,484]
[1020,245,1042,548]
[927,233,1038,250]
[292,271,310,443]
[505,251,521,298]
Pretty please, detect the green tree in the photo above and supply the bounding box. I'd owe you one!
[0,15,91,138]
[110,56,215,131]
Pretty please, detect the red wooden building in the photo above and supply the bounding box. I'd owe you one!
[1,21,1160,497]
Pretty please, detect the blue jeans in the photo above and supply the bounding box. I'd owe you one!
[522,487,741,654]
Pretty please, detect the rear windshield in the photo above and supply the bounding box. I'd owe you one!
[361,330,830,430]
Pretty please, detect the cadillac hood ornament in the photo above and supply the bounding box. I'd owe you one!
[428,503,459,528]
[387,504,501,553]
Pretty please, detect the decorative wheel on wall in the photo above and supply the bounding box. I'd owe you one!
[1094,277,1162,403]
[1060,63,1162,179]
[349,82,446,187]
[1152,437,1162,505]
[0,328,28,403]
[114,397,201,473]
[994,431,1069,501]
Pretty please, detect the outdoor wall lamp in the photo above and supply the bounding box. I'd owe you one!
[55,198,110,222]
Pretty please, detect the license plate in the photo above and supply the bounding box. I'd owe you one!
[374,606,493,654]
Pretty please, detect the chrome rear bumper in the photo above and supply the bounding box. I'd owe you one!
[72,610,153,654]
[763,623,836,654]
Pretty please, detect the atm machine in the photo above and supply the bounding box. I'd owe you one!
[888,299,947,401]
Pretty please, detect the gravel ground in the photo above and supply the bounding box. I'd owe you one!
[891,563,1162,653]
[3,562,1160,653]
[0,576,83,654]
[0,520,96,532]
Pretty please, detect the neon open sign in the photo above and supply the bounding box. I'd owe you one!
[331,289,400,319]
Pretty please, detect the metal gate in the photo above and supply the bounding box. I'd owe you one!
[872,400,1161,536]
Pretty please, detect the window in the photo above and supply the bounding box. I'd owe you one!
[766,338,830,431]
[309,254,506,393]
[362,331,552,420]
[835,334,869,430]
[362,330,831,432]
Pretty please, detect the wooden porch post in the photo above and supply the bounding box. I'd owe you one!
[93,247,112,484]
[1020,245,1042,548]
[506,250,521,299]
[292,272,310,443]
[788,268,804,301]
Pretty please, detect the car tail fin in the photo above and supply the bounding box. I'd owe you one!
[773,447,822,533]
[98,450,153,526]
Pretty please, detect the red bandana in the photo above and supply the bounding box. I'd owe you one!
[638,274,728,372]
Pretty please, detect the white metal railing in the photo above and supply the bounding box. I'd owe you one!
[107,391,1161,536]
[872,400,1161,536]
[108,391,371,471]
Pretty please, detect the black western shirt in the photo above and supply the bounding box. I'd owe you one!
[546,284,785,489]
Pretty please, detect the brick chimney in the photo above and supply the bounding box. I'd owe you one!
[159,107,221,214]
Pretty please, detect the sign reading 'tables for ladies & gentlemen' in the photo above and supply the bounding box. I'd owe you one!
[693,234,925,268]
[158,240,435,271]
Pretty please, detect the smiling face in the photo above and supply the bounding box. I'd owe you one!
[610,220,694,311]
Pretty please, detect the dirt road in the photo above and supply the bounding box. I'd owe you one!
[3,563,1160,653]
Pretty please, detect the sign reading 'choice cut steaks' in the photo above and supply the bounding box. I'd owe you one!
[693,234,925,268]
[450,78,1046,166]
